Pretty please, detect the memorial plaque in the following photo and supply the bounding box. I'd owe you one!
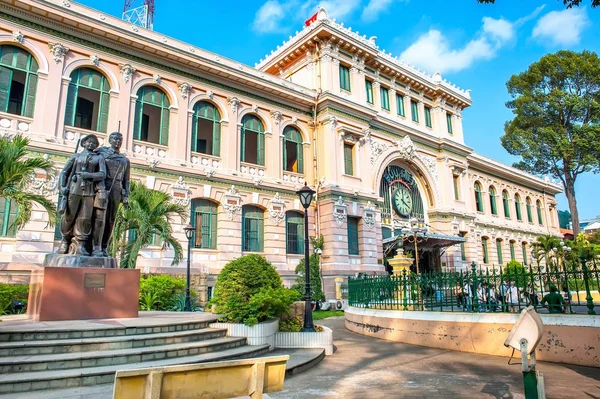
[84,273,106,288]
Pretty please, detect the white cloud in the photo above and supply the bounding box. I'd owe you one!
[252,0,362,34]
[482,17,514,42]
[532,7,590,47]
[361,0,394,22]
[253,1,286,33]
[400,30,496,74]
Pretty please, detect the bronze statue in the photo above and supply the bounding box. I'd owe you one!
[96,132,131,257]
[57,134,107,256]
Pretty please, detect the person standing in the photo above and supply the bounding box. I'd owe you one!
[499,280,508,312]
[463,281,473,311]
[506,281,520,312]
[96,132,131,257]
[57,134,107,256]
[541,285,565,314]
[489,285,498,312]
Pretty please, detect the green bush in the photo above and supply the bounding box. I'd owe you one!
[210,254,300,326]
[0,284,29,314]
[292,254,325,302]
[139,274,192,311]
[504,261,532,287]
[279,316,324,332]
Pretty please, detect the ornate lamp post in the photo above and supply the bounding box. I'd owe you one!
[183,224,195,312]
[297,184,316,332]
[400,218,429,274]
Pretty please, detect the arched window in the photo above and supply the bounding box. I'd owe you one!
[241,114,265,166]
[0,45,39,117]
[242,205,263,252]
[526,197,533,223]
[482,237,489,264]
[536,200,543,226]
[191,101,221,156]
[474,182,484,212]
[0,197,18,237]
[509,240,516,261]
[191,199,218,249]
[489,186,497,215]
[496,239,503,264]
[133,86,170,146]
[64,68,111,133]
[286,211,304,254]
[502,190,510,218]
[514,194,522,221]
[283,126,304,174]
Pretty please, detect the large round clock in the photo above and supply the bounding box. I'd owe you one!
[392,186,413,217]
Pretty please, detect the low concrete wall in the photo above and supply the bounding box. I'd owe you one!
[345,307,599,367]
[210,319,279,350]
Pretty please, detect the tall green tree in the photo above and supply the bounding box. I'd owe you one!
[110,181,188,269]
[500,50,600,236]
[0,135,56,230]
[477,0,599,7]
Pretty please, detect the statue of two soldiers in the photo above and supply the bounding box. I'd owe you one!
[57,132,130,257]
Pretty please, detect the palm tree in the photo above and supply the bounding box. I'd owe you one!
[109,181,188,269]
[532,235,561,268]
[0,135,56,230]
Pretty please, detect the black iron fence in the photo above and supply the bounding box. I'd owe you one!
[348,260,599,315]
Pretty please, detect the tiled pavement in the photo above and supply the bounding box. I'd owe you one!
[270,317,600,399]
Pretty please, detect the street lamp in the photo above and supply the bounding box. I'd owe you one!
[183,223,195,312]
[400,217,429,274]
[296,184,316,332]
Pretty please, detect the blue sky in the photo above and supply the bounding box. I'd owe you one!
[78,0,599,220]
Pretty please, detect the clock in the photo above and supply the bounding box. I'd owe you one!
[392,186,413,217]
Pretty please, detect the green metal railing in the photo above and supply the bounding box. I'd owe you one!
[349,259,599,315]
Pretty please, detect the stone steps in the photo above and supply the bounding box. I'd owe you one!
[0,343,271,395]
[0,327,228,356]
[0,335,246,373]
[0,319,215,342]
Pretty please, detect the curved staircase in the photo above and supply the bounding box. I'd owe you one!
[0,312,270,396]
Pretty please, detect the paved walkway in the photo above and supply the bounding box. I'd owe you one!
[270,317,600,399]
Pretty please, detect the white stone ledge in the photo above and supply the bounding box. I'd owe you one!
[274,326,333,355]
[347,306,599,327]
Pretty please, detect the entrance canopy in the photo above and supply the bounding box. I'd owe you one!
[383,233,467,257]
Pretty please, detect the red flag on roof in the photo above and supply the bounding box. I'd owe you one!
[305,12,318,26]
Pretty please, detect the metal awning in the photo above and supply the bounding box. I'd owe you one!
[383,233,467,256]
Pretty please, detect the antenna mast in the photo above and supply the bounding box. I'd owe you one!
[122,0,155,30]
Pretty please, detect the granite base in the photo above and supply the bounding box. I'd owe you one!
[44,254,117,268]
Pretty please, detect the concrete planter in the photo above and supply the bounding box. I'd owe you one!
[210,319,279,350]
[275,326,334,355]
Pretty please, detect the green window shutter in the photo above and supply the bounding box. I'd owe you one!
[446,113,453,134]
[160,108,170,146]
[474,184,483,212]
[23,73,37,118]
[257,132,265,166]
[365,81,373,104]
[380,87,389,110]
[286,212,304,254]
[191,114,198,152]
[0,66,12,113]
[503,192,510,218]
[258,214,264,252]
[347,218,359,255]
[537,204,543,225]
[453,176,459,200]
[522,244,528,265]
[526,201,533,223]
[133,98,143,140]
[496,241,503,264]
[240,127,246,162]
[97,92,110,133]
[425,107,432,127]
[297,143,304,174]
[213,121,221,157]
[515,198,522,220]
[482,239,489,263]
[344,143,354,175]
[411,101,419,122]
[510,242,515,261]
[63,82,78,127]
[460,242,466,261]
[490,189,497,215]
[396,95,405,116]
[339,65,350,91]
[0,198,18,238]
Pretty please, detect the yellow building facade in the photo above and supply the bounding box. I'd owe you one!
[0,2,561,298]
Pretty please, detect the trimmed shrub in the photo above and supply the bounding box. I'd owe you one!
[504,261,532,288]
[138,274,197,311]
[292,254,325,302]
[211,254,300,326]
[0,284,29,314]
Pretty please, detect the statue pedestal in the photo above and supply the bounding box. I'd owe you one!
[27,255,139,321]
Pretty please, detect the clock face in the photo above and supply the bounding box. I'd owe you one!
[393,187,413,217]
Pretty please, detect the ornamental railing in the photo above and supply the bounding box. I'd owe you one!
[348,260,599,315]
